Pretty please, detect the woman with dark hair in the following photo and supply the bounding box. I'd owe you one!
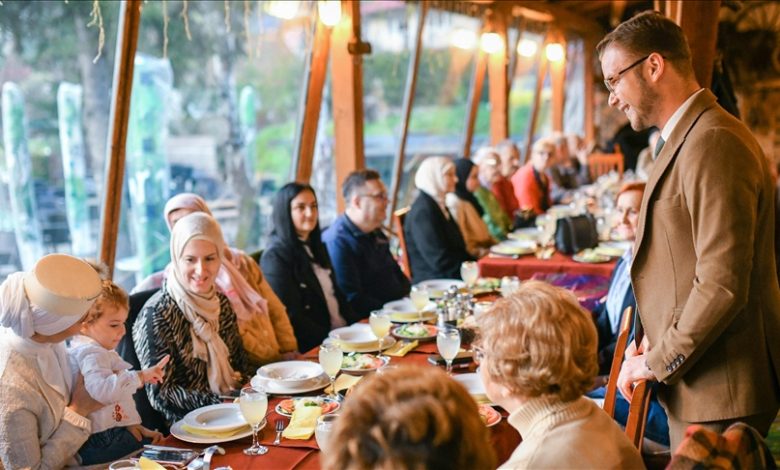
[261,183,355,352]
[445,158,496,258]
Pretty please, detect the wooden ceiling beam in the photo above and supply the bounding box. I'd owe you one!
[511,1,605,40]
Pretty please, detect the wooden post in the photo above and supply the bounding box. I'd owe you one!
[389,2,426,216]
[294,19,332,182]
[525,51,548,162]
[549,30,566,133]
[584,38,595,146]
[461,49,487,159]
[99,0,142,279]
[488,8,509,144]
[331,0,366,212]
[677,0,719,89]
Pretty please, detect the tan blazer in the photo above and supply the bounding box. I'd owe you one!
[631,90,780,422]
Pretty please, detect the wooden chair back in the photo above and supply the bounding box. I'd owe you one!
[393,207,412,279]
[603,306,634,418]
[588,152,624,180]
[626,379,653,453]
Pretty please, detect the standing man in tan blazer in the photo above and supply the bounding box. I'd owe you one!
[598,11,780,448]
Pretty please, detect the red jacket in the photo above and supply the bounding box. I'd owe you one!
[511,163,551,216]
[491,176,519,216]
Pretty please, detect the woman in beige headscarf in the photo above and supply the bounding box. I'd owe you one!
[133,192,299,367]
[403,156,474,283]
[133,212,251,423]
[0,254,104,468]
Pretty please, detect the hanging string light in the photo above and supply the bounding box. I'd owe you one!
[318,1,341,27]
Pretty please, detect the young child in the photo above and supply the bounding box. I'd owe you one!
[69,278,170,465]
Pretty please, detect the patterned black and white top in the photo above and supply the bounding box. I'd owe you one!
[132,286,250,424]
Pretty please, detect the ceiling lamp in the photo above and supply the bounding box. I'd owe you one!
[480,32,503,54]
[267,1,300,20]
[451,29,477,50]
[545,42,565,62]
[517,38,538,58]
[318,1,341,27]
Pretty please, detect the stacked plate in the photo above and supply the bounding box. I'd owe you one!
[171,403,254,444]
[329,323,397,353]
[489,239,537,257]
[383,298,436,323]
[414,279,465,298]
[251,360,329,394]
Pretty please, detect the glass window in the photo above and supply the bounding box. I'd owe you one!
[563,37,585,137]
[116,1,313,290]
[0,1,119,282]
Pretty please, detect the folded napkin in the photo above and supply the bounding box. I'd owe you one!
[180,423,250,438]
[385,340,418,357]
[282,406,322,440]
[325,373,363,394]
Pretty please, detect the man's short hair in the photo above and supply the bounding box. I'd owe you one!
[597,10,693,77]
[342,168,381,200]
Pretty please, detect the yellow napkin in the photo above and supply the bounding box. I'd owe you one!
[180,423,250,438]
[139,457,166,470]
[385,340,418,357]
[326,373,363,394]
[282,406,322,440]
[471,394,492,405]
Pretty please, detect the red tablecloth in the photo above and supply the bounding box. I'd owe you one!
[478,252,616,280]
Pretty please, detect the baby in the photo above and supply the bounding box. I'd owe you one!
[69,278,170,465]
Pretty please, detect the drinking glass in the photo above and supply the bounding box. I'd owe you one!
[409,286,430,321]
[239,387,269,456]
[369,310,392,359]
[319,339,342,399]
[436,326,461,374]
[460,261,479,291]
[315,413,340,454]
[500,276,521,297]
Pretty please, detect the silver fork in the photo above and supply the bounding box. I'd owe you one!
[273,418,285,445]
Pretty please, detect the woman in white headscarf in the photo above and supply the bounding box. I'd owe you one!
[0,254,103,469]
[132,192,299,367]
[133,212,251,423]
[403,156,474,283]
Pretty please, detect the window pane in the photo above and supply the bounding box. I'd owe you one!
[509,30,546,154]
[563,37,585,137]
[117,1,313,289]
[0,1,119,282]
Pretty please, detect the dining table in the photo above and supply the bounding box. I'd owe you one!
[154,331,521,469]
[478,251,616,280]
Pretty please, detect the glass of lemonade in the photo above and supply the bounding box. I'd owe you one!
[315,413,339,454]
[460,261,479,291]
[319,339,342,399]
[239,386,269,456]
[500,276,521,298]
[436,326,461,374]
[369,310,392,359]
[409,286,430,321]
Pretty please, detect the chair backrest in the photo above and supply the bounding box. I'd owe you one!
[625,379,653,452]
[588,152,624,180]
[393,207,412,280]
[603,305,634,418]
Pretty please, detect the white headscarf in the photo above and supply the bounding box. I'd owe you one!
[167,212,240,394]
[164,193,268,322]
[415,156,455,218]
[0,273,79,399]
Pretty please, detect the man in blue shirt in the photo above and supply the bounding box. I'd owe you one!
[323,169,411,318]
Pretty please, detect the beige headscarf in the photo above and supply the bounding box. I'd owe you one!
[164,193,268,322]
[167,212,240,394]
[415,156,455,218]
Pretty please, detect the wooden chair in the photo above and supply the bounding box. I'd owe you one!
[588,152,624,180]
[392,207,412,280]
[603,305,633,418]
[626,379,654,452]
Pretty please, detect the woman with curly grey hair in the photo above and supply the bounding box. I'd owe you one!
[474,280,643,469]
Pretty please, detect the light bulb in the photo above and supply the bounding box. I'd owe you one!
[318,1,341,27]
[517,38,538,57]
[451,29,477,50]
[480,32,503,54]
[545,43,565,62]
[267,1,300,20]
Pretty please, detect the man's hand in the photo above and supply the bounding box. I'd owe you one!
[617,336,655,401]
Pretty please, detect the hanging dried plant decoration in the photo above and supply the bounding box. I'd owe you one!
[181,0,192,41]
[243,0,252,58]
[224,0,231,33]
[87,0,105,63]
[163,0,169,58]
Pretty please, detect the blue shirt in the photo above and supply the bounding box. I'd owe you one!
[323,215,411,318]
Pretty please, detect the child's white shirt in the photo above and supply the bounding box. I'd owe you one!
[68,335,142,433]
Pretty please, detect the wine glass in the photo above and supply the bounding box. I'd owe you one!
[409,286,430,321]
[239,387,269,456]
[369,310,392,359]
[500,276,521,297]
[436,326,461,374]
[319,339,342,399]
[460,261,479,292]
[315,413,339,454]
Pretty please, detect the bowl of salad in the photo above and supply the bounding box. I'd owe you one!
[391,323,437,341]
[340,352,389,375]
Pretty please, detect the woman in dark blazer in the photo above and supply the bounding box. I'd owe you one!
[404,156,474,284]
[261,183,355,352]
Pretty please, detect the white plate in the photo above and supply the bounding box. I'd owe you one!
[251,373,330,395]
[507,227,540,241]
[182,403,247,433]
[330,323,381,349]
[256,361,325,389]
[170,417,259,444]
[382,298,436,323]
[415,279,465,298]
[341,354,390,375]
[274,396,341,417]
[339,336,397,353]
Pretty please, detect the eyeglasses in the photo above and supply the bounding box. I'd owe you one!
[603,54,650,94]
[473,346,485,365]
[360,192,389,201]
